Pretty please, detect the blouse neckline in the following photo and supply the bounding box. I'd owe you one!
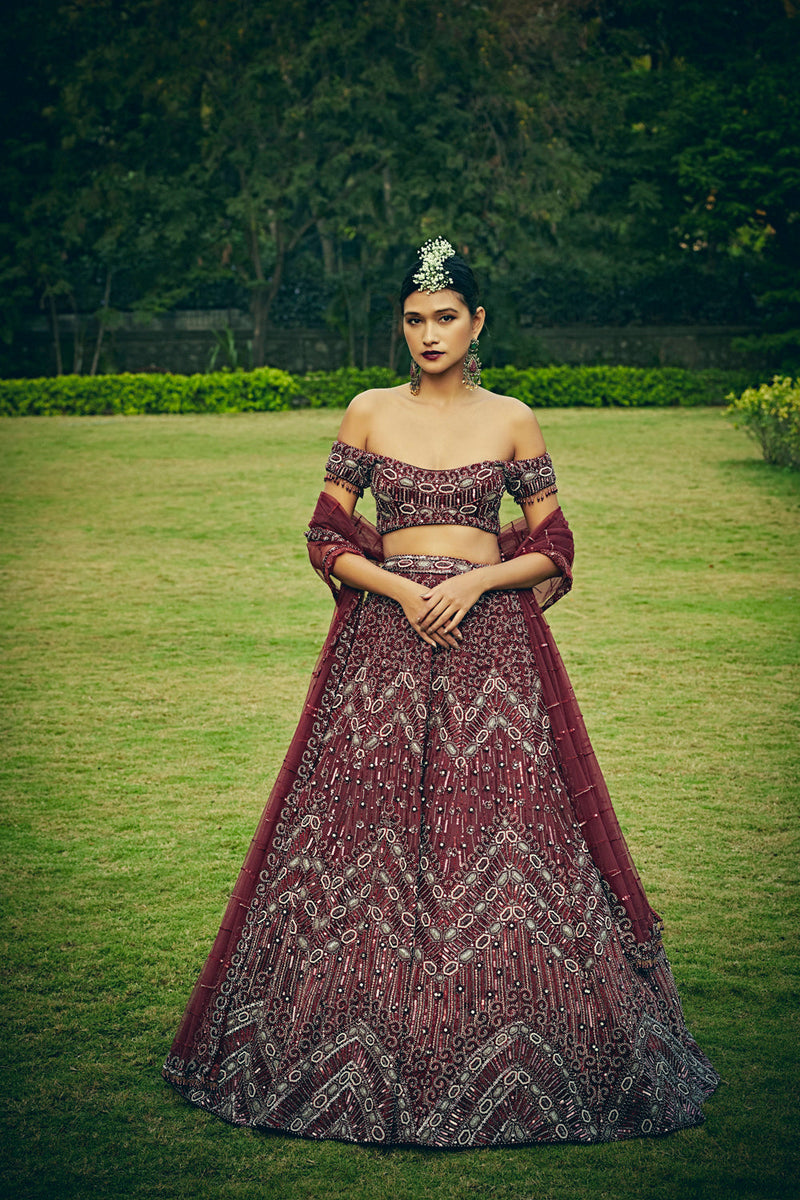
[335,438,516,475]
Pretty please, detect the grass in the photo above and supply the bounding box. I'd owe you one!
[0,408,798,1200]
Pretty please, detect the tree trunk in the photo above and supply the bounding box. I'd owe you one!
[68,293,84,375]
[318,226,336,277]
[248,208,284,368]
[246,197,314,366]
[72,321,84,375]
[90,268,113,376]
[45,289,63,376]
[362,287,371,369]
[382,166,393,223]
[251,285,271,368]
[337,243,356,366]
[389,306,399,373]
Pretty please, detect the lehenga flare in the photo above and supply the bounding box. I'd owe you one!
[162,495,719,1147]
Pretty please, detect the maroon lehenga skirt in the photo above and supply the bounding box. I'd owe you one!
[162,555,719,1146]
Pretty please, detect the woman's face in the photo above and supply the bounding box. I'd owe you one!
[402,289,485,379]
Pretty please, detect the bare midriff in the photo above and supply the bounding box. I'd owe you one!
[381,523,502,564]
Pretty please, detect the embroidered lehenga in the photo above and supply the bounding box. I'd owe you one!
[162,441,719,1147]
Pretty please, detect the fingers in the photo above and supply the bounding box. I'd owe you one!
[436,627,461,647]
[434,613,464,640]
[423,621,460,648]
[411,620,461,649]
[416,600,447,633]
[410,592,456,634]
[418,596,454,630]
[422,606,465,637]
[401,604,458,647]
[426,624,462,648]
[401,579,476,648]
[418,630,458,648]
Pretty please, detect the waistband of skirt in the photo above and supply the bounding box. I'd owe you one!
[381,554,491,575]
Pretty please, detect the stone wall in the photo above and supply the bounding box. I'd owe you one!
[13,310,344,377]
[521,322,752,370]
[11,309,754,377]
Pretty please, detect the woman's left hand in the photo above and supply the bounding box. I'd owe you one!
[417,569,488,641]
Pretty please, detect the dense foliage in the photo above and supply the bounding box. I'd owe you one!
[1,0,798,376]
[0,365,749,416]
[727,376,800,470]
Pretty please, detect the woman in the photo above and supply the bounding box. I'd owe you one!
[163,238,719,1147]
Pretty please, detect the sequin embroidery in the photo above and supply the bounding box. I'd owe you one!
[324,441,558,535]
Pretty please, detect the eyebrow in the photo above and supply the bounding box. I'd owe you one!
[403,307,459,317]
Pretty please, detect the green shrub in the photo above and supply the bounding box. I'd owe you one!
[482,365,750,408]
[0,367,296,417]
[295,366,403,408]
[0,364,753,417]
[726,375,800,470]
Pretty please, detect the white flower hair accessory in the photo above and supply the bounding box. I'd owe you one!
[412,237,455,292]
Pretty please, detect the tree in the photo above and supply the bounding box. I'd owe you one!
[600,0,800,361]
[2,0,797,374]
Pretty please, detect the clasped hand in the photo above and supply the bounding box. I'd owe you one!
[397,569,487,649]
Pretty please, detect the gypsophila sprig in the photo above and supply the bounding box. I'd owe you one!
[413,237,455,293]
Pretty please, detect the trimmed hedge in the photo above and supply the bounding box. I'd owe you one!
[0,367,297,416]
[294,366,404,408]
[482,365,751,408]
[0,364,753,416]
[726,375,800,470]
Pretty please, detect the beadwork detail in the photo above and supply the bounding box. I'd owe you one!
[323,441,559,536]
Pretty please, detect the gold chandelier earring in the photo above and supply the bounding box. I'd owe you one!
[409,359,422,395]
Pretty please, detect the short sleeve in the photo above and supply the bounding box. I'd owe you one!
[324,440,375,497]
[503,453,558,505]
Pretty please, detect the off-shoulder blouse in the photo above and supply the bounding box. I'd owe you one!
[324,440,558,536]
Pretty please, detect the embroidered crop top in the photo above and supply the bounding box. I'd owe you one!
[324,440,558,536]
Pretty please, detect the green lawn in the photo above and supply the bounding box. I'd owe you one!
[1,408,798,1200]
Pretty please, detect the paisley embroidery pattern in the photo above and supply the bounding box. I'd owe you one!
[163,558,719,1145]
[323,441,558,535]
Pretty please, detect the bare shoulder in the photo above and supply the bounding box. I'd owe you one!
[336,389,387,449]
[336,386,407,449]
[350,385,407,408]
[482,390,546,458]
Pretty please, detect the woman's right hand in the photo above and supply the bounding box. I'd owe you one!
[393,576,463,649]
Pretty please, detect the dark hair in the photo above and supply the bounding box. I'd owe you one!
[399,251,481,315]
